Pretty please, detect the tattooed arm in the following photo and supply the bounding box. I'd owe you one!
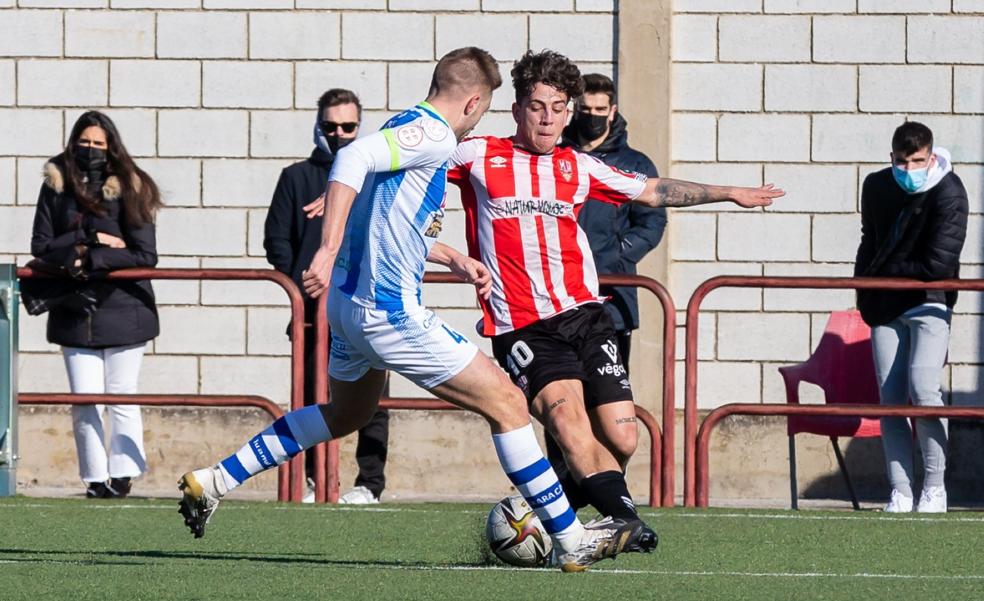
[633,178,784,209]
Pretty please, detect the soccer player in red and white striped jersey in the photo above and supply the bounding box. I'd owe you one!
[448,50,784,527]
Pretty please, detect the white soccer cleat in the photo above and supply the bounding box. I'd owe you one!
[916,485,947,513]
[177,466,226,538]
[884,489,914,513]
[338,485,380,505]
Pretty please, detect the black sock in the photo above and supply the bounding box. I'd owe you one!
[545,433,589,510]
[580,470,639,522]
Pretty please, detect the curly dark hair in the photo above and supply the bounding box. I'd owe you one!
[510,50,583,103]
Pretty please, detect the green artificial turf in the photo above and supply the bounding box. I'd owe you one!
[2,497,983,600]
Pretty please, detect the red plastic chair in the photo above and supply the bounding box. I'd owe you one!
[778,310,882,510]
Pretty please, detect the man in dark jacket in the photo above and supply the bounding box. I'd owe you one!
[264,88,388,504]
[561,73,666,367]
[855,121,968,514]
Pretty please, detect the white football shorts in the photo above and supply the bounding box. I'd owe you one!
[326,290,479,389]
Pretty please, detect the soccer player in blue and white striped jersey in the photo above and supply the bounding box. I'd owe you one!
[177,47,647,572]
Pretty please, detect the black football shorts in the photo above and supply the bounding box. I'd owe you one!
[491,303,633,409]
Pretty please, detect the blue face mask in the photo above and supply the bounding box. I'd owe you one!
[892,164,929,194]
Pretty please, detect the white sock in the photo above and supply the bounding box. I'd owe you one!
[217,405,331,492]
[492,423,583,553]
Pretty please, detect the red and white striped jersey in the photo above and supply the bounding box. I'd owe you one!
[447,136,648,336]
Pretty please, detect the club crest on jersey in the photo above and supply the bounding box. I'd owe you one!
[558,159,573,182]
[489,156,508,168]
[421,119,448,142]
[396,125,424,148]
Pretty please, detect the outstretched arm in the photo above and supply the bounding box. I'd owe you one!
[427,242,492,300]
[634,178,784,209]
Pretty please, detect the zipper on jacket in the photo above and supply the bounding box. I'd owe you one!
[87,314,93,345]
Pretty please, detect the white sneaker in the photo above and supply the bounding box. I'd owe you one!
[884,489,914,513]
[177,465,227,538]
[338,485,379,505]
[302,478,316,504]
[917,485,947,513]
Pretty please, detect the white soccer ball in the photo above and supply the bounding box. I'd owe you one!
[485,495,553,567]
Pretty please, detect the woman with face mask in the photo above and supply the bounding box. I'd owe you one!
[29,110,163,499]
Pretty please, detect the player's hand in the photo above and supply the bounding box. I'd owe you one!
[302,246,333,298]
[450,255,492,300]
[303,193,326,219]
[731,184,785,208]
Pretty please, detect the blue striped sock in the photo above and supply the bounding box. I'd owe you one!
[492,423,583,553]
[217,405,331,491]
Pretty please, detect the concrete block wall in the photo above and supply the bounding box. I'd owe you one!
[670,2,984,409]
[0,4,615,409]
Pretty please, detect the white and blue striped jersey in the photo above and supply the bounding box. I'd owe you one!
[329,102,458,311]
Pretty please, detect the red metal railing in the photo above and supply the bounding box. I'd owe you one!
[684,275,984,507]
[317,271,676,506]
[18,393,289,500]
[16,267,310,502]
[696,403,984,508]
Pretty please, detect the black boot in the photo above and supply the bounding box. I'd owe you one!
[107,477,132,498]
[85,482,110,498]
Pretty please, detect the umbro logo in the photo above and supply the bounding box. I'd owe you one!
[490,156,508,168]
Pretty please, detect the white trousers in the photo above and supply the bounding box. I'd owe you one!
[62,344,148,483]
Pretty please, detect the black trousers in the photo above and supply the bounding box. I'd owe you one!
[300,315,389,498]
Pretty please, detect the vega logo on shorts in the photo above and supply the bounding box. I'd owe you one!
[597,340,626,377]
[601,340,618,363]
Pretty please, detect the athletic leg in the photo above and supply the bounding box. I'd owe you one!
[533,380,639,522]
[588,400,638,468]
[428,351,593,558]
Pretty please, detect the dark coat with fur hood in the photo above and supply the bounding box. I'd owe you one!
[30,156,159,348]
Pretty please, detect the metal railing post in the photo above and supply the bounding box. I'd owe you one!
[0,264,19,496]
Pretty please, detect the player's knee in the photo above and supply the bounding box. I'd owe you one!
[482,385,530,431]
[607,430,638,465]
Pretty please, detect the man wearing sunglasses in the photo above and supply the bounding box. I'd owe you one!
[264,88,390,505]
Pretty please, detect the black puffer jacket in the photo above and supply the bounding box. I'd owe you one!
[263,148,334,304]
[854,167,968,326]
[30,157,159,348]
[263,147,332,319]
[562,114,667,331]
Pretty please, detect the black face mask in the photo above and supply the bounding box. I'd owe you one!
[74,145,108,174]
[572,112,610,142]
[326,135,354,155]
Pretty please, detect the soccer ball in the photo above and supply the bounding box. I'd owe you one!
[485,495,552,567]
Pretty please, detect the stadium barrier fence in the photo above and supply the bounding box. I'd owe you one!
[16,266,309,502]
[684,275,984,508]
[695,403,984,508]
[316,272,677,507]
[18,393,289,500]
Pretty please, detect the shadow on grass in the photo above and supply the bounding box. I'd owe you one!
[0,546,495,569]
